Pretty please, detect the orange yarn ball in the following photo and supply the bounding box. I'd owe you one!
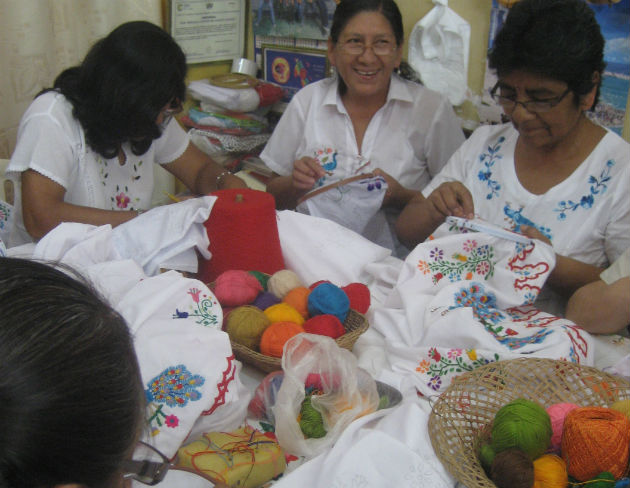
[259,321,305,357]
[561,406,630,481]
[533,454,568,488]
[283,287,311,319]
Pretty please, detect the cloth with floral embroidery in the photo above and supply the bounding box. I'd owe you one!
[175,424,286,487]
[370,218,594,396]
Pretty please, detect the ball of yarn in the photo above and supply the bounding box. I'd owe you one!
[562,406,630,481]
[259,321,304,357]
[615,477,630,488]
[479,398,552,469]
[283,286,311,318]
[249,270,270,290]
[252,291,281,311]
[307,282,350,323]
[341,282,371,314]
[610,399,630,420]
[226,305,270,350]
[532,454,568,488]
[263,303,305,326]
[302,314,346,339]
[546,402,580,452]
[213,270,263,307]
[299,395,327,439]
[489,448,534,488]
[267,270,303,299]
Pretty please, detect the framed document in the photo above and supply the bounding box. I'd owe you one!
[262,45,330,103]
[168,0,245,64]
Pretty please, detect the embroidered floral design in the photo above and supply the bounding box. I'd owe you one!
[313,147,338,187]
[508,243,550,295]
[419,242,496,285]
[172,287,220,327]
[0,201,11,230]
[503,203,552,240]
[145,364,205,407]
[165,414,179,428]
[111,184,141,210]
[477,136,504,199]
[554,160,614,220]
[115,192,130,209]
[417,347,500,391]
[450,282,505,324]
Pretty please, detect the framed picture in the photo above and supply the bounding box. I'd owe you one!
[262,45,331,103]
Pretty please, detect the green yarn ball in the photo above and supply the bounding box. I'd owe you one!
[480,398,552,470]
[249,270,270,291]
[299,396,327,439]
[572,471,616,488]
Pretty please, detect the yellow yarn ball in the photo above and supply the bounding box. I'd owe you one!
[532,454,568,488]
[226,305,271,350]
[610,399,630,420]
[263,303,305,326]
[267,270,303,299]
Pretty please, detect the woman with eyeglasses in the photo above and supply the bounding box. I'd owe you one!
[396,0,630,315]
[5,21,246,247]
[0,257,145,488]
[260,0,464,257]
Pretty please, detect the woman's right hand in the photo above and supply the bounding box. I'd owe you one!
[292,156,325,191]
[425,181,475,220]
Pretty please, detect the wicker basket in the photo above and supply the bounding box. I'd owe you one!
[428,358,630,488]
[230,309,369,373]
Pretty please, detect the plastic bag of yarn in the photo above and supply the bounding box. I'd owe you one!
[271,333,379,459]
[248,370,285,422]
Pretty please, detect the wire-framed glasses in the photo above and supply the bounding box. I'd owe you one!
[490,82,571,114]
[121,441,216,486]
[338,37,398,56]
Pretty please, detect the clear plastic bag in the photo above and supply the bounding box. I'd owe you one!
[271,333,380,458]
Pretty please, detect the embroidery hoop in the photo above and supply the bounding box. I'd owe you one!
[296,173,375,206]
[209,73,259,89]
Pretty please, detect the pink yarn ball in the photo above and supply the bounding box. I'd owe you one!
[546,402,580,452]
[213,270,263,307]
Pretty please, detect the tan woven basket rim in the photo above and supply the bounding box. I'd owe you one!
[230,309,369,373]
[427,357,630,488]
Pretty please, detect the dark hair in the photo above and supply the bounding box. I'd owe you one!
[488,0,605,109]
[46,21,187,158]
[329,0,403,95]
[0,258,144,488]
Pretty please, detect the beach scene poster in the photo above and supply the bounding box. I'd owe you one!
[479,0,629,136]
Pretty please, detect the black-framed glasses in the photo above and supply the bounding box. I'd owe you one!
[338,37,398,56]
[121,441,217,486]
[490,82,571,113]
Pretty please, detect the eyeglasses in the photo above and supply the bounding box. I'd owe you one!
[159,99,182,128]
[122,441,215,486]
[490,82,571,114]
[337,38,398,56]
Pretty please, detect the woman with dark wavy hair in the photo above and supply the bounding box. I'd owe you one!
[6,21,245,246]
[396,0,630,315]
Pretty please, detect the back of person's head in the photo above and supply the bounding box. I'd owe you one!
[51,20,187,159]
[488,0,605,109]
[0,258,144,488]
[330,0,403,46]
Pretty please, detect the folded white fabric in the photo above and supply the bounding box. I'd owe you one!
[276,210,392,286]
[408,0,471,106]
[272,401,454,488]
[112,197,216,276]
[188,79,261,113]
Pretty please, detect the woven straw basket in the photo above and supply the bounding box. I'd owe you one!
[428,358,630,488]
[230,309,369,373]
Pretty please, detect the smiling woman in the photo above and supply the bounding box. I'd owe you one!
[396,0,630,316]
[261,0,464,257]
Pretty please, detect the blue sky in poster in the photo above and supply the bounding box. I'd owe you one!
[590,0,630,73]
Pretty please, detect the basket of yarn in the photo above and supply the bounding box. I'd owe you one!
[215,269,370,373]
[428,357,630,488]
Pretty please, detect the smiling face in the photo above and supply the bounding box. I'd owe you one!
[497,69,596,151]
[327,10,402,103]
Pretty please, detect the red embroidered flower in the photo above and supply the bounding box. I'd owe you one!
[115,192,130,209]
[165,414,179,428]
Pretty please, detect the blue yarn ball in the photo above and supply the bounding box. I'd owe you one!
[252,291,282,311]
[307,282,350,323]
[616,479,630,488]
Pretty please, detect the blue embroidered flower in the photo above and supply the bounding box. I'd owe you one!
[450,282,506,325]
[553,160,614,220]
[146,365,205,408]
[476,136,504,199]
